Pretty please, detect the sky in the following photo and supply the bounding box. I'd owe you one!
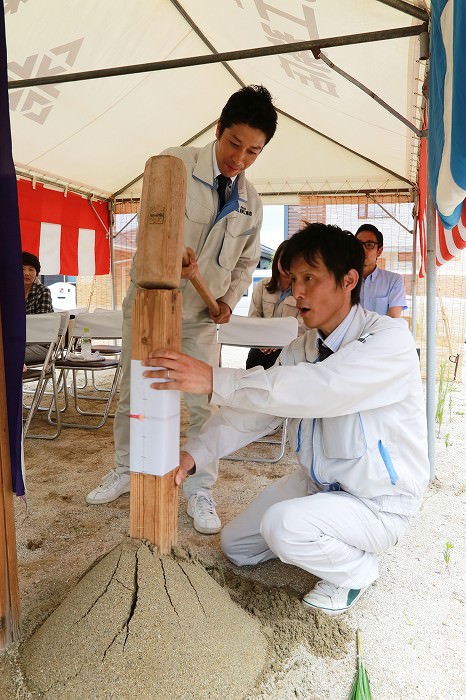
[261,205,285,250]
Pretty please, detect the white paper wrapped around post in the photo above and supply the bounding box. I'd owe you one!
[130,360,180,476]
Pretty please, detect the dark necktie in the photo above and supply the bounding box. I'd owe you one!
[217,174,231,210]
[317,338,333,362]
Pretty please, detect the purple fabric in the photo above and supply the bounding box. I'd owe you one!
[0,4,26,496]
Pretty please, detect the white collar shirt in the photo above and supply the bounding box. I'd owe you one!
[212,143,237,204]
[317,304,358,354]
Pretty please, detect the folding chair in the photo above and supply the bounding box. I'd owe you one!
[51,310,123,430]
[69,308,123,392]
[23,311,70,439]
[88,307,122,391]
[217,315,299,463]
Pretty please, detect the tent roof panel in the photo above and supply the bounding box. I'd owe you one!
[6,0,427,199]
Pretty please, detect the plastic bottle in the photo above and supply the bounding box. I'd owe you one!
[81,327,92,360]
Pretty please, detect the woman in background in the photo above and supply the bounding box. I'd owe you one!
[23,251,53,315]
[246,239,304,369]
[23,251,54,364]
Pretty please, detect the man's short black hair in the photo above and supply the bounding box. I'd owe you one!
[281,222,364,306]
[218,85,277,145]
[355,223,384,248]
[22,251,41,274]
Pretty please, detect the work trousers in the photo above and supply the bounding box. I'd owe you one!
[113,284,220,498]
[25,343,48,365]
[221,469,410,589]
[246,347,281,370]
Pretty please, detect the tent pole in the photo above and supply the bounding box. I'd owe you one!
[315,52,422,136]
[114,107,415,199]
[367,192,413,231]
[425,173,437,480]
[109,201,116,310]
[410,206,419,340]
[375,0,429,22]
[7,25,426,91]
[15,169,109,202]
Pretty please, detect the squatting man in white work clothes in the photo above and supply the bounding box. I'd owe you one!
[144,223,430,615]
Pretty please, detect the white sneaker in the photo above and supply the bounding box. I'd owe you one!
[187,490,221,534]
[302,580,368,616]
[86,471,130,505]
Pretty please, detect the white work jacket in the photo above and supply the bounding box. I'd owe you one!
[186,306,429,517]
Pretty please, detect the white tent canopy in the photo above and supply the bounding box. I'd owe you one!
[7,1,441,474]
[6,0,428,202]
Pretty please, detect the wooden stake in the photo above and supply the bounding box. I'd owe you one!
[0,311,21,648]
[129,288,182,553]
[129,155,186,554]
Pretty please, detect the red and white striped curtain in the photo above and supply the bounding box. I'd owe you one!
[17,179,110,276]
[418,128,466,278]
[419,1,466,277]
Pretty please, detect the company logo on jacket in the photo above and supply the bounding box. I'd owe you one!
[239,205,252,216]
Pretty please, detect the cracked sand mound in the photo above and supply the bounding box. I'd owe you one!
[20,538,267,699]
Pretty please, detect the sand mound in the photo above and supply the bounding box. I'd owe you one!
[20,538,268,700]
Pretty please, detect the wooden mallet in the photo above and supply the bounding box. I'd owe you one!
[182,247,220,317]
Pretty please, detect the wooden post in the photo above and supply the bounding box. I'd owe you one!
[129,289,182,550]
[0,311,21,648]
[129,156,186,554]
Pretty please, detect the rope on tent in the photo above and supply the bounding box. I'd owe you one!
[368,192,412,233]
[89,198,111,239]
[112,212,138,240]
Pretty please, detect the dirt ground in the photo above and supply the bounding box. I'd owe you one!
[1,349,465,699]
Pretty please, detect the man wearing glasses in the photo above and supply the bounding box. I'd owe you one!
[355,224,407,318]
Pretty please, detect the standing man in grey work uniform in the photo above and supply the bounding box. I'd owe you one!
[87,85,278,536]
